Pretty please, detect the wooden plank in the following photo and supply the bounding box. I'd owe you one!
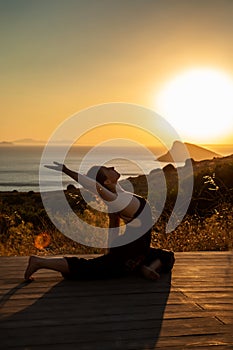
[0,320,230,348]
[0,252,232,349]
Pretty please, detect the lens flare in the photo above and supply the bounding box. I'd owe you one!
[34,232,51,250]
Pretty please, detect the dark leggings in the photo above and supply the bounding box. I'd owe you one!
[63,254,126,280]
[63,248,175,280]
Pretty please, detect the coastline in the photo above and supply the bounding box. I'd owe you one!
[0,154,232,255]
[1,143,233,193]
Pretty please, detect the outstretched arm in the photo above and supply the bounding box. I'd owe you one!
[45,162,117,201]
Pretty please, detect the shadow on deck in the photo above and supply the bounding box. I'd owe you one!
[0,252,233,349]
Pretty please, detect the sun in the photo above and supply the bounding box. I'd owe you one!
[155,68,233,143]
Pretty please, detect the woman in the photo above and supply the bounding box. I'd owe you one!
[24,163,174,281]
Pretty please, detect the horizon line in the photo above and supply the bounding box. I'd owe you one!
[1,138,233,146]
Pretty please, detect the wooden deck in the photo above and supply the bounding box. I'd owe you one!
[0,252,232,349]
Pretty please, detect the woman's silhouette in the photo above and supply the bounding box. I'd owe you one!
[25,163,174,281]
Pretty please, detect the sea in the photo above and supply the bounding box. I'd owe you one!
[0,144,232,193]
[0,145,164,192]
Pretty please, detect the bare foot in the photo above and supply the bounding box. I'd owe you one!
[24,256,39,280]
[141,265,160,281]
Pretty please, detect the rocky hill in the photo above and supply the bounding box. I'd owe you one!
[157,141,220,162]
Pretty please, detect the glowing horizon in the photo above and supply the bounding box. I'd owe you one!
[1,1,233,145]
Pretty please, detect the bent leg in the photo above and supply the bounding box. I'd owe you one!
[141,249,175,280]
[24,256,70,280]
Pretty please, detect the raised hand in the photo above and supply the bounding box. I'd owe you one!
[44,161,66,172]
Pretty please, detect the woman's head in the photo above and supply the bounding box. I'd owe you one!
[86,166,108,187]
[86,166,120,190]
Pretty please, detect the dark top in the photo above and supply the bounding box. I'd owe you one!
[109,195,152,271]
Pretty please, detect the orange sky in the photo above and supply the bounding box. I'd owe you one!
[1,1,233,145]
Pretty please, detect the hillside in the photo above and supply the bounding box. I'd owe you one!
[157,141,220,162]
[123,153,233,218]
[0,154,232,254]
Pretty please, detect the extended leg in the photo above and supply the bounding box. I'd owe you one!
[24,256,70,280]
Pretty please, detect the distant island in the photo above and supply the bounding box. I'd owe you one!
[0,141,14,145]
[157,141,221,162]
[13,138,45,144]
[0,138,78,145]
[0,138,45,145]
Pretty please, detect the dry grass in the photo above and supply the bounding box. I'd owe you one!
[0,190,232,256]
[151,204,233,251]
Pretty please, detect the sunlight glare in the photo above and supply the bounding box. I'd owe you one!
[155,68,233,142]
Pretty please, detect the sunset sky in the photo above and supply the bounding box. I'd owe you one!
[1,0,233,145]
